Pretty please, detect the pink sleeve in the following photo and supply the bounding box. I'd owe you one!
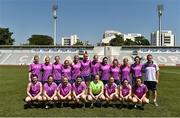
[83,83,87,90]
[28,64,32,72]
[57,84,61,90]
[114,83,118,88]
[144,85,148,93]
[104,84,108,90]
[43,83,47,91]
[54,83,58,89]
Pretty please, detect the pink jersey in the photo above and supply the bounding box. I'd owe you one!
[52,63,62,80]
[42,63,53,82]
[80,60,91,76]
[120,65,131,82]
[29,82,41,97]
[29,63,42,81]
[91,61,101,76]
[110,66,120,80]
[133,84,148,98]
[100,64,111,80]
[131,63,143,78]
[62,66,72,80]
[58,83,72,97]
[72,82,87,95]
[105,83,117,95]
[71,62,81,80]
[121,84,131,97]
[44,82,57,97]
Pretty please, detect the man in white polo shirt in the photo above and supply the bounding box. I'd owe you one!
[143,54,159,106]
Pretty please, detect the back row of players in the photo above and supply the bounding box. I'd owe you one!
[26,53,160,108]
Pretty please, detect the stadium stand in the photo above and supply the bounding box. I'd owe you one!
[0,45,180,66]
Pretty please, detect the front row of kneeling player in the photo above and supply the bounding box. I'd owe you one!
[25,74,149,108]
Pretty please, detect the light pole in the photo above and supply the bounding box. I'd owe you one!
[157,4,164,46]
[52,2,58,46]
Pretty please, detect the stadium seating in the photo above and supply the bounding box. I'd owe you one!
[0,46,180,66]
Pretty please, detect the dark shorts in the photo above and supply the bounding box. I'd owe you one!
[91,75,96,81]
[42,81,47,85]
[114,79,121,85]
[93,93,100,96]
[54,80,61,85]
[102,80,108,85]
[144,81,157,91]
[81,75,91,82]
[69,79,76,84]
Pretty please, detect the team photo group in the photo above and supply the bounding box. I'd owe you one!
[25,53,159,110]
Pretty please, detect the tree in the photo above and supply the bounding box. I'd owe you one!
[124,38,135,45]
[109,35,150,46]
[109,35,124,46]
[0,28,15,45]
[134,36,150,45]
[101,43,110,46]
[73,40,84,46]
[28,35,53,45]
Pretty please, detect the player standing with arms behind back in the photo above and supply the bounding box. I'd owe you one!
[52,56,62,85]
[143,54,159,106]
[80,53,91,85]
[28,55,42,82]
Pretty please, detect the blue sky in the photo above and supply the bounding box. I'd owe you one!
[0,0,180,45]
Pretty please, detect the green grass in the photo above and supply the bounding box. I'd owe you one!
[0,66,180,117]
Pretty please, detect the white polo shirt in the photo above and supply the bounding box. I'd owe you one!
[143,62,159,82]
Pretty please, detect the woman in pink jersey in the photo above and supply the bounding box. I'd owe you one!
[42,56,53,84]
[72,76,87,105]
[104,77,118,103]
[130,56,143,85]
[80,53,91,85]
[119,79,132,103]
[28,55,42,82]
[91,55,101,80]
[120,58,131,83]
[100,57,111,85]
[71,55,81,84]
[110,59,121,85]
[132,78,149,109]
[43,75,58,108]
[57,77,72,105]
[52,56,62,85]
[62,60,72,82]
[25,74,42,103]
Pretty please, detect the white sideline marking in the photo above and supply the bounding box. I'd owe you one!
[0,54,12,64]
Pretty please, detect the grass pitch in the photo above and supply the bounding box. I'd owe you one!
[0,66,180,117]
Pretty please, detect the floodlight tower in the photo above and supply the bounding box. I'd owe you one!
[157,4,164,46]
[52,1,58,46]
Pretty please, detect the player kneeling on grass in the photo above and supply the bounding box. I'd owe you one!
[87,74,105,108]
[119,79,132,104]
[57,77,72,107]
[132,78,149,109]
[104,77,118,106]
[25,74,42,108]
[72,76,87,106]
[43,75,58,109]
